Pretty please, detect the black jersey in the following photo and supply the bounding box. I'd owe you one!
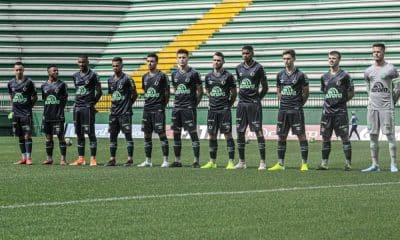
[142,70,169,111]
[277,68,309,110]
[321,69,353,115]
[72,69,100,108]
[236,61,267,103]
[171,67,201,109]
[108,72,136,116]
[205,70,236,111]
[8,77,37,117]
[41,79,68,121]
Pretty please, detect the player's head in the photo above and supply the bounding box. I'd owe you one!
[372,42,385,63]
[146,53,158,71]
[213,52,225,71]
[77,55,89,72]
[282,49,296,69]
[241,45,254,62]
[47,64,59,80]
[328,50,341,68]
[176,49,189,68]
[112,57,123,74]
[14,61,24,79]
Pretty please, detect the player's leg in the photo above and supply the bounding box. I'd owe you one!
[88,108,97,166]
[337,114,352,170]
[43,121,54,164]
[381,110,397,172]
[156,110,169,167]
[220,109,235,169]
[234,103,247,169]
[138,111,153,167]
[269,110,288,171]
[171,108,183,167]
[57,128,67,165]
[105,115,118,166]
[22,116,33,165]
[13,116,27,164]
[354,126,360,140]
[251,103,266,170]
[183,109,200,168]
[362,109,380,172]
[318,114,332,170]
[202,110,218,169]
[294,110,308,171]
[70,108,86,165]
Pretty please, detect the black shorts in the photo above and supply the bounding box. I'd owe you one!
[12,115,32,136]
[42,121,65,136]
[320,113,349,138]
[171,108,197,132]
[207,109,232,135]
[73,107,96,135]
[142,110,166,134]
[109,114,132,135]
[236,102,262,133]
[277,109,305,136]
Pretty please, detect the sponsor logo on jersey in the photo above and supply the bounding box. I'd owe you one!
[239,78,255,89]
[210,86,226,97]
[175,84,190,95]
[144,87,160,98]
[371,82,390,93]
[76,86,87,95]
[12,93,27,103]
[111,91,125,101]
[281,86,297,96]
[45,95,60,105]
[325,88,342,99]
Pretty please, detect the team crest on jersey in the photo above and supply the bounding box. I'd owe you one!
[336,79,342,86]
[220,78,226,85]
[22,86,27,92]
[184,77,190,83]
[85,80,89,85]
[76,86,87,95]
[250,71,255,77]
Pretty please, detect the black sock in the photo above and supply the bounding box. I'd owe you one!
[19,139,26,155]
[59,140,67,157]
[89,135,97,157]
[343,141,352,164]
[226,138,235,160]
[173,132,182,158]
[45,140,54,158]
[277,141,286,163]
[209,139,218,160]
[322,141,331,160]
[300,140,308,163]
[190,132,200,160]
[159,135,169,157]
[110,134,118,158]
[257,136,265,161]
[77,137,85,156]
[237,132,245,161]
[125,133,134,158]
[144,137,152,158]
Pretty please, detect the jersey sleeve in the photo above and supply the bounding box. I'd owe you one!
[302,73,309,86]
[346,72,354,91]
[41,83,46,101]
[320,75,325,93]
[276,73,281,87]
[194,71,202,86]
[204,74,210,91]
[107,78,112,94]
[29,80,37,96]
[7,81,12,96]
[229,73,236,89]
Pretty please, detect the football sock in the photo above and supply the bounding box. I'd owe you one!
[300,140,308,164]
[209,139,218,160]
[387,134,397,166]
[25,138,32,158]
[110,134,118,158]
[237,132,245,162]
[370,134,379,166]
[144,137,152,158]
[190,132,200,162]
[342,141,352,164]
[77,136,85,157]
[45,140,54,159]
[159,135,169,158]
[277,141,286,165]
[125,133,134,158]
[59,140,67,159]
[173,132,182,159]
[226,138,235,161]
[19,139,26,157]
[257,136,266,161]
[322,141,331,162]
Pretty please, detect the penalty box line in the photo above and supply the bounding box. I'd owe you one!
[1,181,400,210]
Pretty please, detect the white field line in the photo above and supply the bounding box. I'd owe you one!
[1,181,399,210]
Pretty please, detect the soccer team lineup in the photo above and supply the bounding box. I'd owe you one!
[7,43,399,173]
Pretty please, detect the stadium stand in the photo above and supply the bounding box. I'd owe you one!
[0,0,399,133]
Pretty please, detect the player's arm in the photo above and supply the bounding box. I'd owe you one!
[204,75,211,97]
[229,74,237,107]
[94,80,102,104]
[195,72,203,106]
[276,73,282,102]
[61,82,68,108]
[30,82,38,106]
[130,79,138,104]
[345,73,354,101]
[163,74,170,107]
[364,72,370,96]
[302,74,309,105]
[391,68,400,104]
[258,69,268,99]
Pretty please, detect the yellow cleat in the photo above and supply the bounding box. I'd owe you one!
[225,161,235,170]
[268,163,285,171]
[300,163,308,171]
[201,161,217,169]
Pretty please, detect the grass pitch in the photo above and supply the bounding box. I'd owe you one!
[1,137,399,240]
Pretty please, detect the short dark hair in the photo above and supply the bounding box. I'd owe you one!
[14,61,24,67]
[147,52,158,62]
[47,64,58,70]
[242,45,254,53]
[283,49,296,58]
[329,50,341,60]
[213,51,225,61]
[372,42,385,51]
[78,55,88,60]
[176,49,189,56]
[112,57,123,63]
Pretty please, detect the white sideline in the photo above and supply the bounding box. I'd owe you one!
[1,181,399,210]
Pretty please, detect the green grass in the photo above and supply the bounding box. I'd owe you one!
[1,137,400,240]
